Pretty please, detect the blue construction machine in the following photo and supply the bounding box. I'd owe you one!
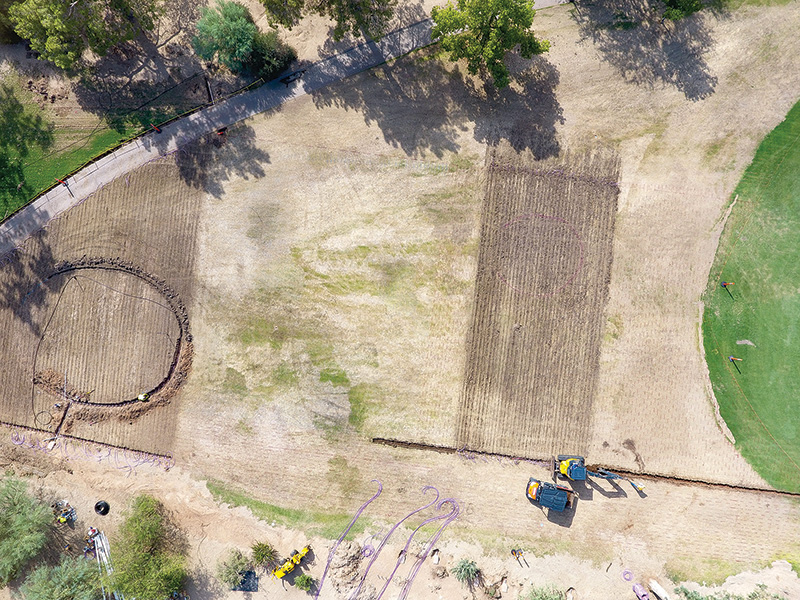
[553,455,645,492]
[526,477,577,512]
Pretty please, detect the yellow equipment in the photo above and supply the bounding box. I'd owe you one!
[272,545,311,579]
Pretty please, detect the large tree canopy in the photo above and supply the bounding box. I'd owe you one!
[20,556,100,600]
[0,479,50,584]
[192,0,258,73]
[8,0,162,70]
[431,0,549,88]
[260,0,396,41]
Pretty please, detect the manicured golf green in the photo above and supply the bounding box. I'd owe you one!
[703,99,800,492]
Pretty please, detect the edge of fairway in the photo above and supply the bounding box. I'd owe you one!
[702,98,800,493]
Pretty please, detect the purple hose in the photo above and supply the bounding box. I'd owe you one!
[373,498,458,600]
[315,480,383,600]
[349,486,439,600]
[397,499,460,600]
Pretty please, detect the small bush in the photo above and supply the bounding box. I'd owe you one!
[249,31,297,81]
[20,555,100,600]
[663,0,701,20]
[451,559,480,589]
[251,541,278,569]
[523,584,565,600]
[295,573,314,592]
[216,548,250,588]
[109,495,187,599]
[0,478,50,584]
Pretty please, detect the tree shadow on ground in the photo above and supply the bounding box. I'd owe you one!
[174,124,270,197]
[314,0,428,59]
[186,566,226,600]
[572,0,717,101]
[311,49,563,160]
[0,83,55,212]
[0,229,59,336]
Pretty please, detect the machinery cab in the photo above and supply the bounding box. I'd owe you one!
[555,455,587,481]
[526,477,577,512]
[272,545,311,579]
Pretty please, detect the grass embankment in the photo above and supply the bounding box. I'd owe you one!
[206,479,371,540]
[0,73,196,221]
[703,99,800,492]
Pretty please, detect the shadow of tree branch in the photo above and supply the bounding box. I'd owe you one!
[573,0,718,101]
[311,48,563,160]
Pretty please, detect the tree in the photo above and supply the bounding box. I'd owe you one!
[0,478,51,584]
[662,0,702,20]
[431,0,549,88]
[20,556,100,600]
[251,541,278,569]
[216,548,250,588]
[294,573,314,592]
[108,495,187,599]
[8,0,163,70]
[192,1,296,78]
[451,558,480,589]
[193,1,258,73]
[260,0,396,41]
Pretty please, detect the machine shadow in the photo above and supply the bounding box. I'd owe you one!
[572,0,718,101]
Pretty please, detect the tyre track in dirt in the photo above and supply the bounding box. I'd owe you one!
[457,149,619,457]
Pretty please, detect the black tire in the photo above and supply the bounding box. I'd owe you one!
[95,501,110,515]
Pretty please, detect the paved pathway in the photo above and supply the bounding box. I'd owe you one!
[0,19,434,256]
[0,0,571,256]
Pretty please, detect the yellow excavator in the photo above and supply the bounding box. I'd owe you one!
[272,545,312,579]
[553,455,645,492]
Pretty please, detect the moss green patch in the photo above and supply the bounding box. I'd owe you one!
[320,367,350,387]
[271,363,298,386]
[222,368,248,395]
[348,384,380,432]
[206,480,368,539]
[665,557,743,585]
[702,99,800,492]
[604,314,624,342]
[326,456,362,499]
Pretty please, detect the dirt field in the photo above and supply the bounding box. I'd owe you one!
[1,0,800,598]
[457,150,618,457]
[0,159,201,454]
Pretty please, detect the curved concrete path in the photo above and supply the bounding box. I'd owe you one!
[0,19,434,256]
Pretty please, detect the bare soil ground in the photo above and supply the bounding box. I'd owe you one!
[457,149,618,457]
[1,0,800,598]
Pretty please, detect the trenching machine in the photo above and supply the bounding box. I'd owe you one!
[554,455,645,492]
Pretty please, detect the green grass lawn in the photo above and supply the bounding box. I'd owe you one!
[703,99,800,492]
[0,73,196,221]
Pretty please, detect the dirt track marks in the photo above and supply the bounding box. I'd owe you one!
[457,150,619,457]
[0,153,205,455]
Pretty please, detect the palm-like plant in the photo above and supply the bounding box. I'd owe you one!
[251,541,279,569]
[451,558,481,589]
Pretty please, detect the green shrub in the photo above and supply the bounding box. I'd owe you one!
[295,573,314,592]
[250,30,296,81]
[0,478,50,584]
[251,541,278,569]
[108,495,187,599]
[451,559,480,589]
[216,548,250,588]
[20,555,100,600]
[523,584,565,600]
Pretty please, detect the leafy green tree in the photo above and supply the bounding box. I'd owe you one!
[20,556,100,600]
[294,573,314,592]
[662,0,702,20]
[108,495,187,599]
[260,0,396,41]
[8,0,162,70]
[0,478,50,584]
[451,558,480,589]
[193,1,258,73]
[193,1,295,78]
[251,541,278,569]
[431,0,549,88]
[216,548,250,588]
